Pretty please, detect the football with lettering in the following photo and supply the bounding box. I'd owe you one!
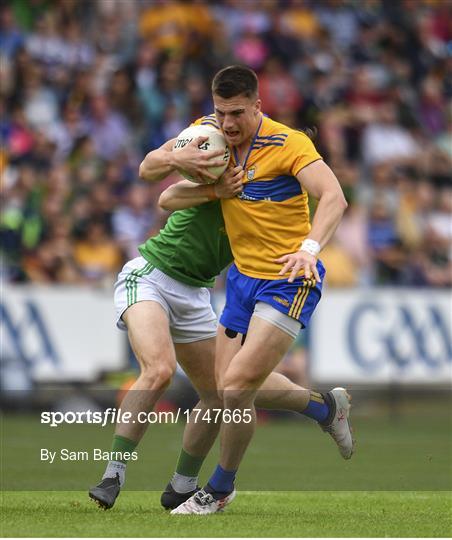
[173,125,230,183]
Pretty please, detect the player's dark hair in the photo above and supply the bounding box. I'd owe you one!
[212,65,258,99]
[300,126,318,140]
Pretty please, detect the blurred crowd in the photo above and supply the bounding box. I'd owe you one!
[1,0,451,288]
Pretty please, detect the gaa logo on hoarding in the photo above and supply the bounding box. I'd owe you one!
[347,303,452,372]
[0,301,60,369]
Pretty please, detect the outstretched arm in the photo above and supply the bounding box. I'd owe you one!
[159,166,244,211]
[139,137,226,184]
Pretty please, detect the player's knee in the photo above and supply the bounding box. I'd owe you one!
[223,367,262,390]
[222,387,255,409]
[140,363,175,390]
[222,370,260,407]
[155,363,175,389]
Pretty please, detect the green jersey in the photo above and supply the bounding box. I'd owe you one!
[139,200,233,288]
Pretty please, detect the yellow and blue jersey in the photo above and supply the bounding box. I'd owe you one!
[193,114,322,280]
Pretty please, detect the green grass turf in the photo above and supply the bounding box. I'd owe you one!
[2,404,451,536]
[2,406,451,491]
[1,490,451,537]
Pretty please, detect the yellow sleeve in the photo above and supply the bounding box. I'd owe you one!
[286,130,322,177]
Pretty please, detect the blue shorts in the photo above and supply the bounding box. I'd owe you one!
[220,262,326,335]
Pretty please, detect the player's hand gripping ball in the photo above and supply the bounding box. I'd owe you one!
[173,125,230,183]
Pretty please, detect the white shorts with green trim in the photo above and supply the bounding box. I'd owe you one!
[114,256,217,343]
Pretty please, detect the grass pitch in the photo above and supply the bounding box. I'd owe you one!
[3,405,451,491]
[1,400,451,537]
[1,490,451,537]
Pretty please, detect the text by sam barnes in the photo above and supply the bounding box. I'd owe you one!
[40,448,138,463]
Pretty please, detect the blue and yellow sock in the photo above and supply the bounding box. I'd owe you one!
[301,391,331,424]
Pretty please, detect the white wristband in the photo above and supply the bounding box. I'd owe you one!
[299,238,320,257]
